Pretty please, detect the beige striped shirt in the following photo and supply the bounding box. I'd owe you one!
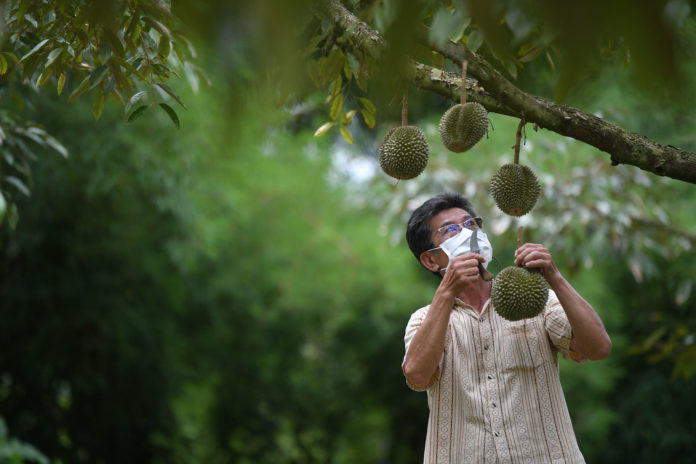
[403,290,586,464]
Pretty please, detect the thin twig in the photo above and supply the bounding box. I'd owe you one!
[513,114,526,164]
[461,60,467,105]
[401,87,408,126]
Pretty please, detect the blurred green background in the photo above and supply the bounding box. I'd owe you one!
[1,1,696,463]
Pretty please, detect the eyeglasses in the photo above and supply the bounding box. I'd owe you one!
[436,217,483,240]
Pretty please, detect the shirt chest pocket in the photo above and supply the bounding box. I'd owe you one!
[504,322,543,370]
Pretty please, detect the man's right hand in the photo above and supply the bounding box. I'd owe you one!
[438,253,485,296]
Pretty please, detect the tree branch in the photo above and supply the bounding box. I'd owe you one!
[316,0,696,184]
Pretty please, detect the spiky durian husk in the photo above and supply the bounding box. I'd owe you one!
[438,102,488,153]
[378,126,429,179]
[490,163,540,217]
[491,266,549,321]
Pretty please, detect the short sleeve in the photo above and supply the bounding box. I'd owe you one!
[402,306,441,391]
[544,290,587,363]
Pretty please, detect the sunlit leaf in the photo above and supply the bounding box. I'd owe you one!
[314,121,335,137]
[155,83,187,109]
[45,47,62,68]
[5,176,31,196]
[340,126,354,144]
[158,103,180,129]
[56,71,66,95]
[1,52,22,70]
[20,38,49,62]
[44,135,68,158]
[0,191,6,225]
[0,54,8,75]
[125,90,149,113]
[342,109,357,125]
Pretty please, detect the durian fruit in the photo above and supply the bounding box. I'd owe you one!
[490,163,540,217]
[378,126,429,180]
[491,266,549,321]
[438,102,489,153]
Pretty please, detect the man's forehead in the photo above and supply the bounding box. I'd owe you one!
[430,208,470,229]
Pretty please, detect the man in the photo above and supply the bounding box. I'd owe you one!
[402,192,611,464]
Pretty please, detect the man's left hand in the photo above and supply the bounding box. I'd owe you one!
[514,243,561,283]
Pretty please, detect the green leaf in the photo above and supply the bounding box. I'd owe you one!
[93,88,105,120]
[329,93,343,121]
[44,135,68,158]
[20,38,49,62]
[319,46,346,86]
[359,97,377,114]
[361,109,376,129]
[342,109,357,125]
[1,52,23,70]
[314,121,335,137]
[0,55,7,75]
[340,126,354,144]
[5,176,31,197]
[155,83,187,109]
[68,74,92,102]
[57,72,66,95]
[159,103,180,129]
[467,29,484,52]
[36,68,52,87]
[89,64,109,88]
[158,35,171,59]
[125,90,149,113]
[105,28,126,58]
[330,75,342,97]
[45,47,63,68]
[0,190,6,225]
[127,105,149,123]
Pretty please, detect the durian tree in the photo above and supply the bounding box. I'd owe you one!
[301,0,696,377]
[309,0,696,184]
[0,0,204,228]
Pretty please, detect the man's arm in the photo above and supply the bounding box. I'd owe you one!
[402,254,484,389]
[515,243,612,360]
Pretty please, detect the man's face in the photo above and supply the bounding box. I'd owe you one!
[424,207,473,270]
[428,207,473,248]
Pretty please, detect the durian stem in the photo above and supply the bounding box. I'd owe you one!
[401,88,408,126]
[461,61,468,105]
[513,114,526,164]
[517,226,524,249]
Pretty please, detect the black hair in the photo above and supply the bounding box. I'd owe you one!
[405,192,477,276]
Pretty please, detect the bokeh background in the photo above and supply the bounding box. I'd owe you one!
[1,1,696,463]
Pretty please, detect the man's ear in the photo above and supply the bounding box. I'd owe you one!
[419,250,441,273]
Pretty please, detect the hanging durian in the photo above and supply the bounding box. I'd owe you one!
[492,227,549,321]
[490,117,541,216]
[439,61,488,153]
[378,89,429,180]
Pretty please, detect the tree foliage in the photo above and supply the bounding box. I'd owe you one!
[0,0,204,228]
[306,0,696,184]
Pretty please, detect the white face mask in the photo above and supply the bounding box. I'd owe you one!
[438,228,493,270]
